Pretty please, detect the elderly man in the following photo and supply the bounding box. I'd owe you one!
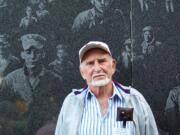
[55,41,158,135]
[0,34,63,135]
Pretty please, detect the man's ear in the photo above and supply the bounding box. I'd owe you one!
[41,50,46,58]
[79,65,86,80]
[20,52,25,59]
[112,59,117,74]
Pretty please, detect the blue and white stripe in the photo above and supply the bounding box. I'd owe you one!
[78,84,135,135]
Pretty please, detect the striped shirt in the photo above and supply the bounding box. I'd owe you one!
[78,83,135,135]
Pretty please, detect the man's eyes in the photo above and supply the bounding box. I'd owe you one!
[86,59,107,65]
[25,50,41,54]
[86,61,94,65]
[25,50,31,54]
[98,59,106,63]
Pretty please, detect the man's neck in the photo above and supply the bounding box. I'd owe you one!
[90,81,113,99]
[26,65,43,77]
[90,81,114,116]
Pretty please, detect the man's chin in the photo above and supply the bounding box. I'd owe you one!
[91,78,111,87]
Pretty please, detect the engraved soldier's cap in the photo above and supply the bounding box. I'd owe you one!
[0,34,9,46]
[20,34,46,50]
[124,38,134,45]
[142,26,153,33]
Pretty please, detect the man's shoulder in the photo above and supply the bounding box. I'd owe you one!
[75,8,94,20]
[48,60,57,66]
[9,56,20,63]
[4,67,25,83]
[64,87,87,98]
[130,87,145,99]
[72,8,94,32]
[42,68,62,80]
[170,85,180,94]
[32,16,37,21]
[114,82,131,94]
[62,88,87,105]
[141,41,147,47]
[6,67,24,77]
[115,82,146,101]
[154,41,162,47]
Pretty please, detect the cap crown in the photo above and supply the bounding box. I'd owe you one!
[20,34,46,50]
[79,41,112,63]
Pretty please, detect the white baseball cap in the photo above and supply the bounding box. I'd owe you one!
[79,41,112,63]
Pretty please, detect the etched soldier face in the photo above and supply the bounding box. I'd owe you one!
[26,6,33,17]
[21,47,45,68]
[38,2,45,10]
[92,0,113,14]
[143,31,153,43]
[57,49,64,60]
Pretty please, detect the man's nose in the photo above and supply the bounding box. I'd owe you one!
[94,61,101,72]
[30,51,35,59]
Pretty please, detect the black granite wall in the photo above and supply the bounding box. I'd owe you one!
[0,0,179,134]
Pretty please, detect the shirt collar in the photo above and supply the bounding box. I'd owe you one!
[85,82,123,101]
[110,83,123,101]
[23,65,45,77]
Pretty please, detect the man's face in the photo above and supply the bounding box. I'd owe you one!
[143,31,153,43]
[92,0,113,14]
[21,47,44,68]
[57,49,64,58]
[57,48,67,62]
[26,7,32,17]
[39,2,45,10]
[80,48,116,87]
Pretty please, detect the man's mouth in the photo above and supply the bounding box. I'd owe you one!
[92,74,105,80]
